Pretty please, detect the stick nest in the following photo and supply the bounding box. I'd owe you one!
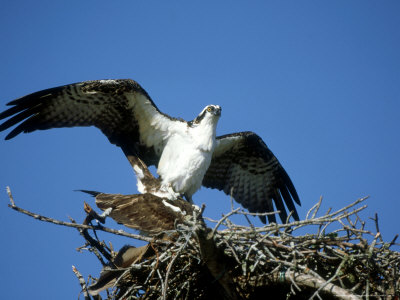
[78,197,399,300]
[6,188,400,299]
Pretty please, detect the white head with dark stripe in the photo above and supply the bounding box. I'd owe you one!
[190,105,222,126]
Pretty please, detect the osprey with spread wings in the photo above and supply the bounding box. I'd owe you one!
[0,79,300,223]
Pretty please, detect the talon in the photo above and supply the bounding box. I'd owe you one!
[100,207,113,218]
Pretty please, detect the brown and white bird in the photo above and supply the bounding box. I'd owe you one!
[0,79,300,223]
[81,190,198,234]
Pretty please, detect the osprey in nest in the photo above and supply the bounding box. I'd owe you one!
[0,79,300,223]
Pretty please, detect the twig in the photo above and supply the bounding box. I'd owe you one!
[7,201,154,242]
[305,196,322,220]
[211,207,241,236]
[72,265,90,300]
[6,186,15,206]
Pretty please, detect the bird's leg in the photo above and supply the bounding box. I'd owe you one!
[158,183,181,200]
[166,184,181,200]
[184,194,194,204]
[100,207,113,219]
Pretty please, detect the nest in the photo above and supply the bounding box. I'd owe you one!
[73,197,399,300]
[6,188,400,299]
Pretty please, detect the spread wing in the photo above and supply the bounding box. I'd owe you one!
[203,131,300,224]
[88,244,154,296]
[0,79,186,166]
[83,191,195,234]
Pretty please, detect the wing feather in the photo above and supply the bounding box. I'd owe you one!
[203,131,300,224]
[0,79,184,166]
[92,192,195,234]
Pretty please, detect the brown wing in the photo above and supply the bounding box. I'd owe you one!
[0,79,182,166]
[92,192,195,234]
[203,131,300,224]
[88,244,154,296]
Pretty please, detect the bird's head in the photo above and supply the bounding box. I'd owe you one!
[190,105,222,126]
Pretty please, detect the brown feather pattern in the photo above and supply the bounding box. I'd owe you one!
[0,79,160,165]
[94,193,196,234]
[203,131,300,223]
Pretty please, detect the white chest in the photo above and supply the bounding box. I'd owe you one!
[157,132,215,197]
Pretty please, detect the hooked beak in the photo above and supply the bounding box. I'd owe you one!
[214,106,222,116]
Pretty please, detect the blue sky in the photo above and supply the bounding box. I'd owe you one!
[0,1,399,299]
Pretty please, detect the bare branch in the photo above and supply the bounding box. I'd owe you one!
[6,197,153,242]
[72,265,90,300]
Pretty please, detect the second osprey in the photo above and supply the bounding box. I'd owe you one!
[0,79,300,223]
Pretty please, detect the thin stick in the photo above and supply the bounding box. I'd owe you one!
[7,202,153,242]
[72,265,90,300]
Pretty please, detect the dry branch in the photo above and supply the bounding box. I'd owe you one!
[5,187,154,242]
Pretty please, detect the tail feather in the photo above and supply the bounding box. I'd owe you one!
[76,189,102,197]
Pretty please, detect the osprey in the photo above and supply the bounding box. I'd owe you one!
[0,79,300,223]
[81,189,198,234]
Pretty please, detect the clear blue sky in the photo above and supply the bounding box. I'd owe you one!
[0,1,399,299]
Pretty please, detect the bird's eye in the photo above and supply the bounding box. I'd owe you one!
[207,107,212,112]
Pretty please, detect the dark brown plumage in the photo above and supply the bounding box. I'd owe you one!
[88,244,155,296]
[0,79,161,164]
[204,131,300,223]
[82,190,197,234]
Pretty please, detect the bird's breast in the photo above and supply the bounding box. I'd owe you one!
[157,134,215,197]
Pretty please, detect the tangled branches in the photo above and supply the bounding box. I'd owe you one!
[5,188,400,299]
[210,197,400,299]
